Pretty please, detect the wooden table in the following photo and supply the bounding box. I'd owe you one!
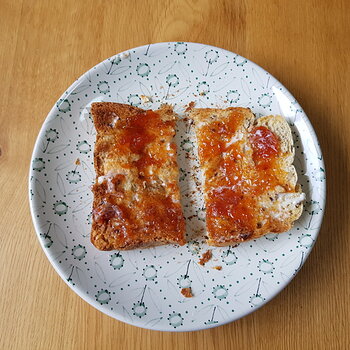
[1,0,349,348]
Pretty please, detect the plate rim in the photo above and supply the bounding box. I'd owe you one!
[29,41,326,332]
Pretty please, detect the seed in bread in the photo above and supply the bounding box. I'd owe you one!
[90,102,185,250]
[189,107,305,246]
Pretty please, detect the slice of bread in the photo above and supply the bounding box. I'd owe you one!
[189,107,304,246]
[90,102,185,250]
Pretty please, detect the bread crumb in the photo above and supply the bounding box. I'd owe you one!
[181,287,193,298]
[199,250,212,265]
[75,158,81,165]
[185,101,196,112]
[140,95,152,103]
[213,266,222,270]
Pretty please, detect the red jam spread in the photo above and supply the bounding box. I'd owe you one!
[119,110,158,153]
[199,114,286,238]
[139,194,184,233]
[118,110,173,175]
[250,126,280,164]
[93,110,184,245]
[198,112,244,161]
[93,202,129,225]
[93,192,183,238]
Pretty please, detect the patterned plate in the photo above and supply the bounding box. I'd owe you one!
[29,42,325,331]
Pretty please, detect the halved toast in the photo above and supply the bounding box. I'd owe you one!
[90,102,185,250]
[189,107,304,246]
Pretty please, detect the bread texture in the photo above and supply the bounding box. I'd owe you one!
[90,102,185,250]
[189,107,304,246]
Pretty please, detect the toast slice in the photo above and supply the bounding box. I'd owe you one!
[189,107,304,246]
[90,102,185,250]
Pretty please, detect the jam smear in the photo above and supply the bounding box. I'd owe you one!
[93,202,129,225]
[140,194,184,234]
[94,109,184,245]
[118,110,173,175]
[119,110,159,153]
[198,112,244,161]
[207,188,256,233]
[199,114,286,238]
[250,126,280,166]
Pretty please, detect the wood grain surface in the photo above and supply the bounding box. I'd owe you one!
[0,0,349,349]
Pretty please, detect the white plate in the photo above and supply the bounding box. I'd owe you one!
[29,42,325,331]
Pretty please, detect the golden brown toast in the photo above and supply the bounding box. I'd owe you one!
[90,102,185,250]
[189,107,304,246]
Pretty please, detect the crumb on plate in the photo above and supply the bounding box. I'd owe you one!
[185,101,196,112]
[181,287,193,298]
[140,95,152,103]
[199,250,212,266]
